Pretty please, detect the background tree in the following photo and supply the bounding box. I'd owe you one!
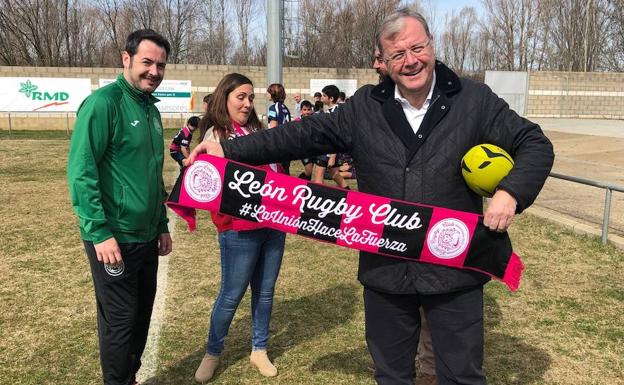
[189,0,230,64]
[0,0,620,73]
[604,0,624,71]
[480,0,540,71]
[440,7,477,73]
[162,0,199,63]
[231,0,256,65]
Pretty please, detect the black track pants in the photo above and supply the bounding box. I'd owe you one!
[84,239,159,385]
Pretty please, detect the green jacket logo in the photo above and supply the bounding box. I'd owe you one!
[19,80,69,101]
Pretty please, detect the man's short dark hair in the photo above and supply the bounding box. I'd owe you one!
[300,100,313,109]
[125,29,171,59]
[322,85,340,102]
[314,92,322,98]
[203,94,212,104]
[338,91,346,101]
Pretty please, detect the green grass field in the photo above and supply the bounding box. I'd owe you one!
[0,131,622,385]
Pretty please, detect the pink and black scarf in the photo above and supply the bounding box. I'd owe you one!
[166,154,524,291]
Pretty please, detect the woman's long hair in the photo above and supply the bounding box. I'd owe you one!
[198,73,263,142]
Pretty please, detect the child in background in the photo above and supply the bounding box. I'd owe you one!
[267,83,291,128]
[267,83,292,174]
[296,100,315,180]
[313,100,324,113]
[202,94,212,114]
[337,91,346,104]
[329,152,356,181]
[169,116,200,167]
[297,100,314,119]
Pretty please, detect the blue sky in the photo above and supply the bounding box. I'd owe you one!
[434,0,484,16]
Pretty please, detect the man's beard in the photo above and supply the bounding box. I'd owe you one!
[141,75,161,92]
[128,59,161,93]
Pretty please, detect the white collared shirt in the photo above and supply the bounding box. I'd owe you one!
[394,73,436,134]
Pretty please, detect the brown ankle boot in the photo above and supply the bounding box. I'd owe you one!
[249,350,278,377]
[194,353,220,383]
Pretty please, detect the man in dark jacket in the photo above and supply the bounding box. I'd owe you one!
[371,39,437,385]
[188,8,554,385]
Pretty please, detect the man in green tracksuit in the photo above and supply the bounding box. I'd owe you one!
[67,29,172,385]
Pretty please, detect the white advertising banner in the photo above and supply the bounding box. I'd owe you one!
[99,78,193,113]
[484,70,528,116]
[309,79,358,97]
[0,77,91,112]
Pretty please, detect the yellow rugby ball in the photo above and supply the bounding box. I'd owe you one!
[461,144,514,197]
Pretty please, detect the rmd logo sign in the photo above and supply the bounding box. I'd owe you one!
[19,79,70,110]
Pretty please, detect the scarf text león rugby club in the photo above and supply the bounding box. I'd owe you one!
[167,154,524,291]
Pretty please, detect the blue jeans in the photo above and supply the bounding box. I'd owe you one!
[206,228,286,355]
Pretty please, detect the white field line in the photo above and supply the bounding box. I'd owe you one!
[137,170,179,381]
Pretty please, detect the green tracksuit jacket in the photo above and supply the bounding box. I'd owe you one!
[67,74,169,244]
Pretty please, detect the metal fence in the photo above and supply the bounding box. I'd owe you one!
[2,112,76,134]
[549,172,624,244]
[1,111,270,133]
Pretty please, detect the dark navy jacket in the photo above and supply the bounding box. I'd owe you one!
[223,61,554,294]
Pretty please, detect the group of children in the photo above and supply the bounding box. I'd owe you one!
[301,85,355,189]
[168,89,356,187]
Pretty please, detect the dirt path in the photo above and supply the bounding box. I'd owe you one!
[534,130,624,236]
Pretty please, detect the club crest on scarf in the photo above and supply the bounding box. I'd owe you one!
[426,218,470,259]
[184,160,222,203]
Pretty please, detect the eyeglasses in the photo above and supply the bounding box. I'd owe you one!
[383,39,431,65]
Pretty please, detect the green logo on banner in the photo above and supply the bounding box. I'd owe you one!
[19,80,38,97]
[19,79,69,101]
